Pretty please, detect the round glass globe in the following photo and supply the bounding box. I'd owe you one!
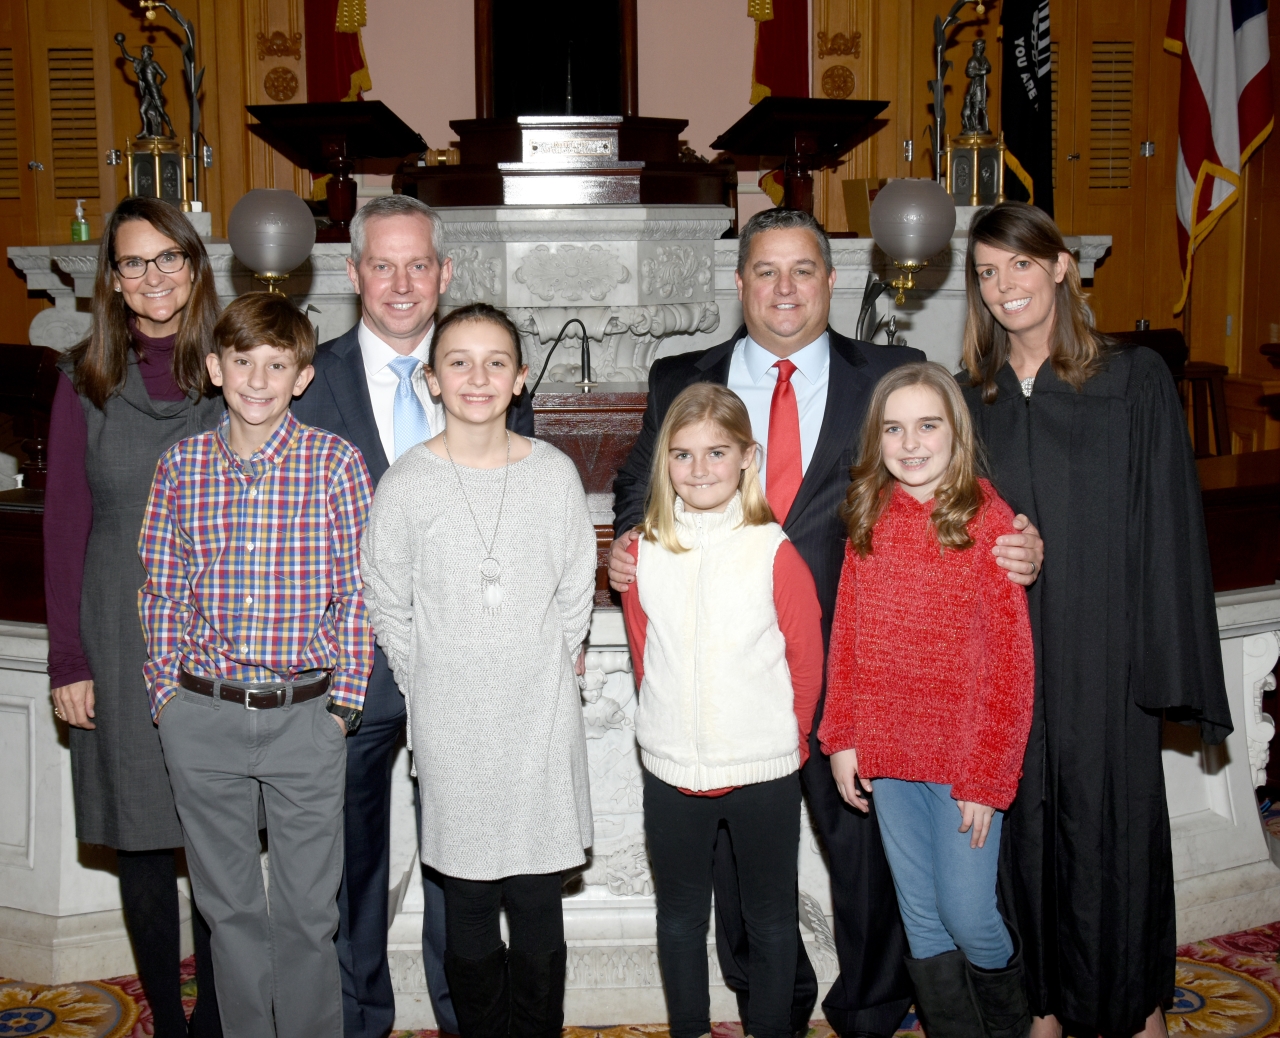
[227,189,317,277]
[869,178,957,267]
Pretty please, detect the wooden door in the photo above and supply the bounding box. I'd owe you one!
[25,0,117,243]
[0,0,45,342]
[1051,0,1078,230]
[1058,0,1153,334]
[1138,0,1184,327]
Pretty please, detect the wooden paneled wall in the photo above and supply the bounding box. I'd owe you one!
[0,0,313,341]
[814,0,1189,335]
[241,0,308,198]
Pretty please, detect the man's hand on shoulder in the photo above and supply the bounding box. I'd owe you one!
[608,530,641,592]
[993,514,1044,587]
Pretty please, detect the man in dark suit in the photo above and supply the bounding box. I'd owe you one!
[609,208,1042,1038]
[292,194,533,1038]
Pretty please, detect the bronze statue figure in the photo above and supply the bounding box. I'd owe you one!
[115,34,176,139]
[961,39,991,136]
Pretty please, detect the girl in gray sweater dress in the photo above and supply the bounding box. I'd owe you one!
[360,303,596,1038]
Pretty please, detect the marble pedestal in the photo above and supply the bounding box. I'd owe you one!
[381,584,1280,1028]
[2,571,1275,1012]
[0,622,194,983]
[1170,587,1280,941]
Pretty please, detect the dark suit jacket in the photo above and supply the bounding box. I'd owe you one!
[612,325,924,640]
[291,323,535,721]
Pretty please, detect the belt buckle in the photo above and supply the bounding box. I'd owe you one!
[244,686,286,710]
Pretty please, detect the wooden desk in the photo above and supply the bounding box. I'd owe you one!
[533,386,647,607]
[1197,449,1280,591]
[0,488,45,623]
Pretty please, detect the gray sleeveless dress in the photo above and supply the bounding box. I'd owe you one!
[62,353,223,850]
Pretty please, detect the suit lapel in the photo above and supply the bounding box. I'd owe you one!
[694,327,742,386]
[784,331,869,529]
[326,329,390,483]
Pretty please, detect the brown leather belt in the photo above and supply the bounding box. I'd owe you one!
[178,670,329,710]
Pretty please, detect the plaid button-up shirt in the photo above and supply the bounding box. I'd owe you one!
[139,410,375,720]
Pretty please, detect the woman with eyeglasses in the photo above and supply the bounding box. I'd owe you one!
[45,196,225,1038]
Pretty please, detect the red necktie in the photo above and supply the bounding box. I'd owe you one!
[767,359,803,523]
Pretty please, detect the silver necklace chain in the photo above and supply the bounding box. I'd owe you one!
[443,430,511,613]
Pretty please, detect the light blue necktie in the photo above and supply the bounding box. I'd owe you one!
[389,356,430,460]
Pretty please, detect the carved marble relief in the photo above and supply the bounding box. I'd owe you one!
[445,247,503,302]
[639,245,713,300]
[1244,632,1279,788]
[515,244,631,303]
[510,302,720,382]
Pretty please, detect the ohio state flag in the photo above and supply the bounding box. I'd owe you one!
[1166,0,1273,312]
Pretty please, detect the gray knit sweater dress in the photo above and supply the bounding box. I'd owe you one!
[360,438,597,881]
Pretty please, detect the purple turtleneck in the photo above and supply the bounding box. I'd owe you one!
[44,325,187,687]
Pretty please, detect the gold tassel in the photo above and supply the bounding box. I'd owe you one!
[748,0,774,23]
[336,0,366,33]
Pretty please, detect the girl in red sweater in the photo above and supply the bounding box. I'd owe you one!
[620,383,824,1038]
[819,361,1034,1035]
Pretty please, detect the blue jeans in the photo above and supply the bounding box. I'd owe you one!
[872,779,1013,970]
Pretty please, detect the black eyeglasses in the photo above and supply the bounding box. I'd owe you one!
[113,250,189,279]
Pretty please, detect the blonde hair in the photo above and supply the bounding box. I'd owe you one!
[640,383,774,553]
[842,362,985,556]
[963,201,1108,404]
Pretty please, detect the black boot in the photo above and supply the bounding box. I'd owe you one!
[508,943,567,1038]
[445,945,510,1038]
[903,951,984,1038]
[966,949,1031,1038]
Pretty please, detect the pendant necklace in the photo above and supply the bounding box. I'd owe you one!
[444,430,510,615]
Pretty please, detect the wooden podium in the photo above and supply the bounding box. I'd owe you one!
[246,101,427,242]
[710,96,888,214]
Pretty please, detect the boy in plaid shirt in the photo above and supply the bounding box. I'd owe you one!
[139,293,374,1038]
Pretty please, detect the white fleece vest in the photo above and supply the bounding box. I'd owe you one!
[635,495,799,790]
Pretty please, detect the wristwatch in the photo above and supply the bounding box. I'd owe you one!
[326,700,362,735]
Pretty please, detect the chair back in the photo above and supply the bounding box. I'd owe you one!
[1103,328,1189,381]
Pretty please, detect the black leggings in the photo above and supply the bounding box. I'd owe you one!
[118,848,221,1038]
[643,770,802,1038]
[442,873,565,959]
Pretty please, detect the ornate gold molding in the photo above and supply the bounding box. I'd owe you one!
[816,30,861,59]
[257,30,302,61]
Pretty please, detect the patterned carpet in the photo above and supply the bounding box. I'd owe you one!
[5,922,1280,1037]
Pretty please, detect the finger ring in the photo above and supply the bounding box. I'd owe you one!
[54,708,63,720]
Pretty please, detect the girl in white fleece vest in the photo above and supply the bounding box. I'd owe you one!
[620,383,824,1038]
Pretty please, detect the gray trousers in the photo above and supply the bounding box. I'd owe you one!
[159,689,347,1038]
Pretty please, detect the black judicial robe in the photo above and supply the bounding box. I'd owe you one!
[961,346,1232,1035]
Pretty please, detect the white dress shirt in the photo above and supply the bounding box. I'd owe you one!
[726,332,831,493]
[357,320,446,465]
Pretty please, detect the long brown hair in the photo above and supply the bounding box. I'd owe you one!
[962,201,1107,404]
[842,362,985,555]
[69,196,217,408]
[640,383,774,554]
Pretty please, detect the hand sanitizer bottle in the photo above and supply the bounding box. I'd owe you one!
[71,199,90,242]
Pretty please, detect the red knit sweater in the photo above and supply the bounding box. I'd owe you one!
[818,480,1034,809]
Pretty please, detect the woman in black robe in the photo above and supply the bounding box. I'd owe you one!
[958,202,1233,1038]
